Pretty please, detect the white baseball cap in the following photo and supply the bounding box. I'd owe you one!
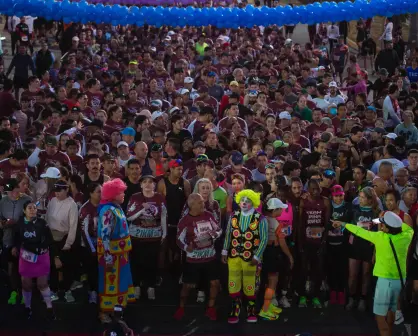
[117,141,129,148]
[267,198,288,210]
[184,77,194,84]
[40,167,61,179]
[383,133,397,140]
[372,211,402,228]
[279,111,291,120]
[284,38,292,46]
[151,111,164,122]
[329,81,338,88]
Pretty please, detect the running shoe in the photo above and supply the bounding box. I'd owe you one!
[312,297,322,308]
[246,301,257,323]
[345,297,356,310]
[329,291,337,305]
[269,304,282,315]
[337,291,345,305]
[228,299,241,324]
[259,309,278,321]
[196,291,205,303]
[205,306,217,321]
[70,281,83,291]
[173,307,185,321]
[134,286,141,299]
[298,296,308,308]
[279,295,291,308]
[395,310,404,325]
[357,299,366,312]
[147,287,155,300]
[64,290,75,303]
[51,291,59,302]
[46,308,56,321]
[25,307,32,320]
[89,291,97,304]
[8,291,17,305]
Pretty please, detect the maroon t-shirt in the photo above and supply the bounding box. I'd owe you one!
[0,159,27,186]
[38,150,72,178]
[176,211,219,263]
[86,91,104,110]
[306,122,328,142]
[126,192,166,241]
[79,200,98,251]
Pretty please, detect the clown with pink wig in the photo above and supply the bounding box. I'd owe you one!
[97,178,135,323]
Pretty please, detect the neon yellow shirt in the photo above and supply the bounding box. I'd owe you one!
[196,42,208,56]
[345,223,413,279]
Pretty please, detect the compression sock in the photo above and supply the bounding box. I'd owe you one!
[41,288,53,308]
[262,288,274,312]
[22,291,32,308]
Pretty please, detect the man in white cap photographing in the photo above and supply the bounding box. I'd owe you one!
[332,211,413,336]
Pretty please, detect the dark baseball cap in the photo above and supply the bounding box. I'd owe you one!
[193,141,206,149]
[231,150,244,165]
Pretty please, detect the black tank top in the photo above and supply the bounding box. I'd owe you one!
[83,173,105,194]
[142,158,153,176]
[164,177,186,226]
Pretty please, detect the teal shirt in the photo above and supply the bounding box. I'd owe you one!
[222,209,268,260]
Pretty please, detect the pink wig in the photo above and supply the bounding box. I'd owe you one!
[101,178,127,203]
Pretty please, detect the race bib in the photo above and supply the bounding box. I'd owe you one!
[357,221,371,230]
[281,225,292,237]
[21,249,38,263]
[307,227,324,239]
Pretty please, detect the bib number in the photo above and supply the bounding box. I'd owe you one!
[21,249,38,263]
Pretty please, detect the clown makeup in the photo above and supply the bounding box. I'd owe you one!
[239,196,253,212]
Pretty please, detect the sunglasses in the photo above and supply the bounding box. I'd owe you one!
[265,163,276,169]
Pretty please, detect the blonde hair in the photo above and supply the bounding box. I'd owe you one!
[193,178,214,204]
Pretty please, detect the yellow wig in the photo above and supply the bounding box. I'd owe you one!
[235,189,261,209]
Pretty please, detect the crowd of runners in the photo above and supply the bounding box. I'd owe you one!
[0,6,417,336]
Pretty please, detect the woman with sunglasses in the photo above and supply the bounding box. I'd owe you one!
[12,201,57,319]
[126,175,167,301]
[46,179,79,303]
[346,186,380,311]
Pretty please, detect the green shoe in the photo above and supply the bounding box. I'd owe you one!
[312,297,322,308]
[259,309,279,321]
[298,296,307,308]
[8,291,17,305]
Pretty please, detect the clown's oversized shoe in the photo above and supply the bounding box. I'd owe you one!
[246,301,257,323]
[228,299,241,324]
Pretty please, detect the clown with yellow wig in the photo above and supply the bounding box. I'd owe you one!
[221,189,268,324]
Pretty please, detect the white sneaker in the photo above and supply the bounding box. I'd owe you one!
[51,292,59,302]
[70,281,83,291]
[320,280,329,292]
[395,310,404,325]
[89,291,97,304]
[196,291,205,303]
[346,297,356,311]
[134,286,141,299]
[147,287,155,300]
[271,296,279,306]
[357,299,367,312]
[64,290,75,303]
[279,295,291,308]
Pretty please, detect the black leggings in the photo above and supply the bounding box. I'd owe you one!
[130,239,160,288]
[49,238,77,292]
[80,247,98,291]
[326,244,347,292]
[298,243,325,298]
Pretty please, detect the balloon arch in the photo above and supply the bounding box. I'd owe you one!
[0,0,413,28]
